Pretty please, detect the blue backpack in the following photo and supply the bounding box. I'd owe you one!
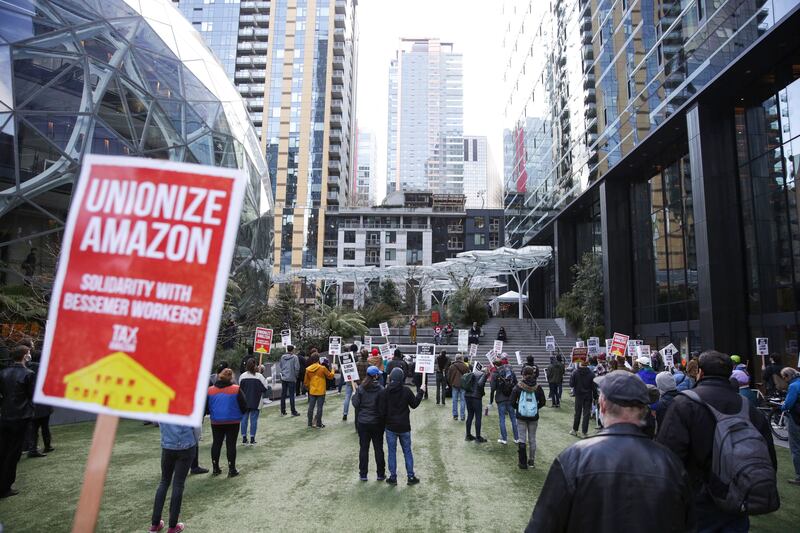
[517,388,538,418]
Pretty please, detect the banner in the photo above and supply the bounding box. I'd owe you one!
[415,343,435,374]
[379,322,390,337]
[340,352,359,382]
[458,329,469,352]
[328,336,342,356]
[34,155,244,425]
[756,337,769,356]
[253,327,273,355]
[545,335,556,352]
[280,329,291,347]
[608,332,629,358]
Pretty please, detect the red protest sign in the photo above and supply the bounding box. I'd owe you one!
[609,332,629,358]
[34,155,245,426]
[253,327,273,354]
[571,347,588,363]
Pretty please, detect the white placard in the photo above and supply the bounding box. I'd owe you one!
[458,329,469,352]
[415,343,436,374]
[468,343,478,359]
[575,340,586,348]
[328,336,342,356]
[627,339,643,358]
[340,352,359,382]
[587,337,600,355]
[379,322,390,337]
[660,344,678,369]
[379,342,392,359]
[493,340,503,354]
[486,350,496,367]
[635,345,651,360]
[756,337,769,357]
[281,329,291,347]
[545,336,556,352]
[364,336,372,351]
[515,351,522,365]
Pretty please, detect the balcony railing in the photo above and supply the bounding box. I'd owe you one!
[447,225,463,233]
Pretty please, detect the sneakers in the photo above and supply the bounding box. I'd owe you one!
[167,524,185,533]
[376,475,386,481]
[291,412,301,417]
[386,477,398,485]
[581,433,589,438]
[497,439,507,445]
[453,416,458,421]
[569,430,577,436]
[475,436,487,443]
[465,434,476,441]
[250,437,256,446]
[528,459,535,467]
[317,424,326,429]
[190,467,209,475]
[241,436,247,445]
[27,450,47,458]
[342,414,347,421]
[212,464,222,476]
[0,488,19,498]
[281,412,287,416]
[407,476,420,485]
[228,468,240,478]
[788,478,800,486]
[149,520,164,532]
[360,476,368,482]
[43,446,55,453]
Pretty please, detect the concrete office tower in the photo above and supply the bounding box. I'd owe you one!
[387,38,464,196]
[463,136,502,209]
[175,0,359,273]
[355,129,378,206]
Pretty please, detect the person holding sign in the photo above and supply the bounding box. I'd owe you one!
[381,367,424,485]
[304,354,335,429]
[435,350,450,405]
[352,366,386,481]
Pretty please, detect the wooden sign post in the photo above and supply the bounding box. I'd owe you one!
[72,414,119,532]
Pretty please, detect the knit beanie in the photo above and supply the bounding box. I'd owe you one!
[389,367,405,384]
[655,371,677,394]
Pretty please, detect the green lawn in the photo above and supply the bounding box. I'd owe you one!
[1,394,798,532]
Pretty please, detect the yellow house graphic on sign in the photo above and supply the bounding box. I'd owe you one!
[63,352,176,414]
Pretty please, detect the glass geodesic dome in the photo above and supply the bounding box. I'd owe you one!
[0,0,273,294]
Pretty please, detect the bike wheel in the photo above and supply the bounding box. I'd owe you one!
[770,410,789,441]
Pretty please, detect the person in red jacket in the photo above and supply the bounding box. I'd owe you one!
[207,368,246,477]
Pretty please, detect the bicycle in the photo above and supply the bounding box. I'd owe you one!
[756,390,788,441]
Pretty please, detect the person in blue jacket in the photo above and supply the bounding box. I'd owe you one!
[148,423,200,533]
[780,367,800,486]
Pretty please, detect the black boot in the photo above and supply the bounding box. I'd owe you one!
[517,443,528,469]
[212,460,222,476]
[228,462,239,477]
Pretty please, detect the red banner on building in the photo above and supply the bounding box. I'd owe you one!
[34,155,245,425]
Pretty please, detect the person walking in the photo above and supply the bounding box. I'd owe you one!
[296,351,308,397]
[636,356,657,386]
[657,351,779,531]
[207,368,246,477]
[780,367,800,486]
[381,367,424,485]
[304,354,334,428]
[352,366,386,481]
[341,345,360,422]
[653,371,679,431]
[676,359,698,391]
[0,345,35,498]
[546,355,565,407]
[464,364,489,443]
[239,358,268,445]
[511,365,546,469]
[148,423,200,533]
[447,354,469,421]
[435,350,450,405]
[490,359,520,445]
[569,359,595,438]
[385,348,410,381]
[409,316,417,344]
[526,371,694,532]
[278,345,300,416]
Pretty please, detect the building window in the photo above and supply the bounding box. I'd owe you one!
[344,231,356,243]
[475,217,485,229]
[385,231,396,243]
[343,249,355,260]
[448,236,463,250]
[489,237,500,248]
[385,249,396,261]
[489,218,500,231]
[463,139,469,161]
[474,234,486,246]
[366,250,379,265]
[473,139,478,161]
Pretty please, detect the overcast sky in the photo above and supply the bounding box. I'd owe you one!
[355,0,505,202]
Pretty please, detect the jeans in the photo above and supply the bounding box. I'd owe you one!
[436,373,447,404]
[343,382,354,416]
[308,394,325,426]
[695,493,750,533]
[210,423,239,469]
[0,419,28,493]
[240,409,259,438]
[452,388,466,419]
[788,416,800,479]
[573,395,592,434]
[280,380,297,414]
[337,374,345,393]
[151,447,193,528]
[497,401,520,441]
[385,429,414,479]
[548,382,562,406]
[518,419,539,461]
[358,423,385,478]
[466,397,483,437]
[27,415,52,451]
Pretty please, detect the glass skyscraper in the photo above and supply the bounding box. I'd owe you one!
[503,0,800,368]
[175,0,359,273]
[387,38,463,196]
[355,128,377,206]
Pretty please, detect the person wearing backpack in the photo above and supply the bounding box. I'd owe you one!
[657,351,779,531]
[511,365,546,469]
[463,364,489,443]
[779,367,800,486]
[447,354,469,421]
[490,359,520,445]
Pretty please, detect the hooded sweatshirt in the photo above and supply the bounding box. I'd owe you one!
[546,358,565,384]
[352,379,384,425]
[278,352,300,382]
[304,362,334,396]
[510,375,547,422]
[654,371,679,428]
[385,355,409,379]
[490,364,518,404]
[381,367,424,433]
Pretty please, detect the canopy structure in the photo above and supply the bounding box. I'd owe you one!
[457,246,552,319]
[282,266,380,307]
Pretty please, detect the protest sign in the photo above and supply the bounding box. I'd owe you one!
[486,350,496,367]
[458,329,469,352]
[609,333,629,357]
[280,329,291,347]
[571,347,589,364]
[415,343,436,374]
[627,339,643,358]
[328,336,342,356]
[379,321,390,337]
[587,337,600,355]
[515,351,522,365]
[468,342,478,359]
[253,327,273,356]
[340,352,359,383]
[575,340,586,348]
[635,345,652,360]
[31,155,244,531]
[379,343,392,359]
[756,337,769,356]
[493,339,503,354]
[660,344,678,369]
[364,335,372,351]
[545,335,556,352]
[474,361,484,373]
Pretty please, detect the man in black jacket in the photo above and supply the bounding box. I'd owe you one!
[656,350,778,532]
[381,367,424,485]
[527,371,694,532]
[569,359,595,438]
[435,350,450,406]
[0,345,36,498]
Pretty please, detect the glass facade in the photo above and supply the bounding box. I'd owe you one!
[0,0,273,292]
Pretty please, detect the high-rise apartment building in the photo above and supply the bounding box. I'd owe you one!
[463,136,502,209]
[503,0,800,365]
[355,129,377,206]
[387,38,463,196]
[175,0,359,273]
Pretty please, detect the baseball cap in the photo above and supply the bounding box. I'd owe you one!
[636,356,651,367]
[731,355,741,364]
[366,365,382,376]
[594,370,650,406]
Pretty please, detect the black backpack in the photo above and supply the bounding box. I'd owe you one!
[497,374,514,396]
